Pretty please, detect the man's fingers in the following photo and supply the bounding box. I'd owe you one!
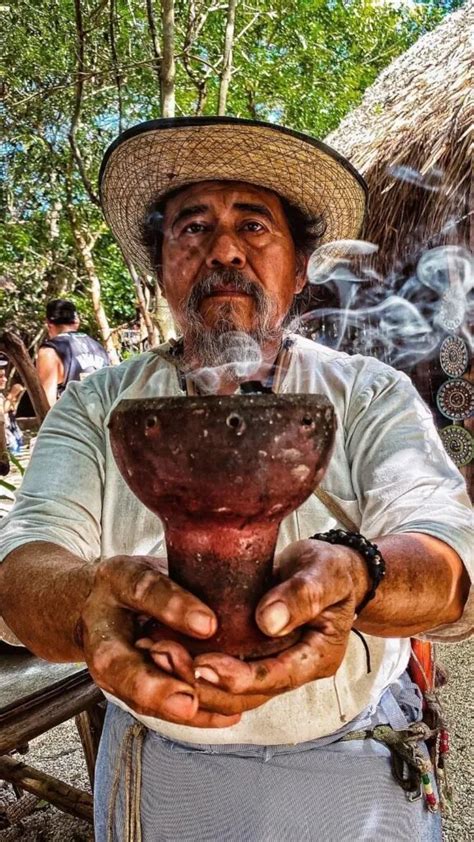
[87,626,242,727]
[136,638,195,684]
[196,680,272,715]
[185,710,242,728]
[94,556,217,638]
[90,642,198,722]
[194,626,350,696]
[256,566,355,637]
[82,602,199,722]
[86,623,242,727]
[134,641,271,716]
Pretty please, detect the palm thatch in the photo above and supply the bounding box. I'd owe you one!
[326,1,473,275]
[323,4,473,496]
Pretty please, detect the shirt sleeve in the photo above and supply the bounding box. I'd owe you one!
[0,378,106,563]
[346,363,473,642]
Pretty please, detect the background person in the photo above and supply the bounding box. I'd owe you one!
[0,358,8,463]
[0,358,25,455]
[4,383,26,455]
[0,357,7,397]
[36,299,110,406]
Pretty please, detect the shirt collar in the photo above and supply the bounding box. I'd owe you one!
[153,336,295,396]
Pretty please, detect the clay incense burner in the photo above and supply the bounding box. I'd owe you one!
[108,394,335,659]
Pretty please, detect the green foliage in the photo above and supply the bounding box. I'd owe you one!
[1,0,462,346]
[7,452,26,476]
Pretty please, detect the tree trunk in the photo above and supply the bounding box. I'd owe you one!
[69,220,120,365]
[47,194,62,244]
[161,0,176,117]
[69,0,100,207]
[154,280,176,342]
[126,261,160,347]
[146,0,162,103]
[218,0,238,115]
[0,331,50,423]
[41,171,69,305]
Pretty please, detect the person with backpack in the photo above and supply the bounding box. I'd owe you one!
[37,299,110,406]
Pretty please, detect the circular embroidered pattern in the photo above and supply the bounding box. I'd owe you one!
[439,336,469,378]
[439,426,473,467]
[436,378,474,421]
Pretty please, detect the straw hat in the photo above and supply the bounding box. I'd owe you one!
[99,116,367,276]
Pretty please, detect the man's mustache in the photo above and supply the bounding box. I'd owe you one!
[184,269,267,311]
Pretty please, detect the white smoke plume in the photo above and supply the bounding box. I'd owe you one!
[303,240,473,369]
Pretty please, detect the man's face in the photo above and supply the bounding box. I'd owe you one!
[160,181,306,337]
[0,369,7,390]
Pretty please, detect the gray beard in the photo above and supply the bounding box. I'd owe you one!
[177,270,284,389]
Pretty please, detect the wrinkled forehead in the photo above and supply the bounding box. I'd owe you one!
[163,179,285,218]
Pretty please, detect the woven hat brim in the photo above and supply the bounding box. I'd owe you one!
[100,118,367,276]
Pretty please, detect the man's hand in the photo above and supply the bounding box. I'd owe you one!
[80,554,243,728]
[192,539,369,698]
[135,636,274,718]
[1,543,272,728]
[192,530,469,703]
[2,533,466,727]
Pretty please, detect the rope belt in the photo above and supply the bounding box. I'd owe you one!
[107,719,441,841]
[107,722,146,842]
[341,721,440,811]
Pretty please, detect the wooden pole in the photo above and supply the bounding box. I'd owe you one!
[75,701,106,789]
[0,331,49,424]
[0,754,93,823]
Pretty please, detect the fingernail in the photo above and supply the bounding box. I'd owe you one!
[162,692,195,718]
[195,667,220,685]
[186,610,214,636]
[262,601,290,635]
[135,637,153,650]
[152,652,173,673]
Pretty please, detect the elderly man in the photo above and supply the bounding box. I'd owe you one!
[0,118,472,841]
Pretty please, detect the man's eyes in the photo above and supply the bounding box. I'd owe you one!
[241,220,265,232]
[180,219,267,235]
[182,221,208,234]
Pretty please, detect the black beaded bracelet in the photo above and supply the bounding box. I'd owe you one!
[309,528,386,616]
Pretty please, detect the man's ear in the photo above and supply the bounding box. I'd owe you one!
[295,253,308,294]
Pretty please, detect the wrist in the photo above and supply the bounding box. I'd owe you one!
[71,561,97,654]
[309,529,386,616]
[347,548,372,612]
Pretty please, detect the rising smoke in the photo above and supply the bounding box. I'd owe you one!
[300,162,473,371]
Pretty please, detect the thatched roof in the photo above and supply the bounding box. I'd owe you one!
[326,2,473,275]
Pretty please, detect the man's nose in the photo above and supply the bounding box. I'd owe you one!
[205,229,246,269]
